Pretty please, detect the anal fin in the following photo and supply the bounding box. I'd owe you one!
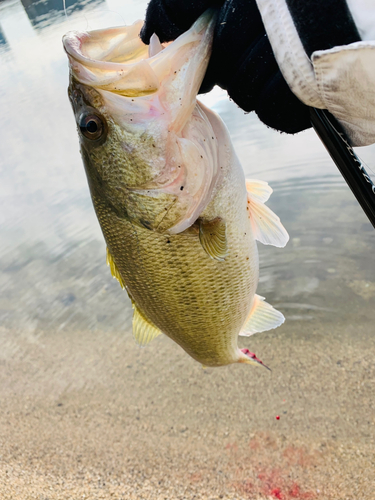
[199,218,228,262]
[132,302,163,347]
[240,294,285,336]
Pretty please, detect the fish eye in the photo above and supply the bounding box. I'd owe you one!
[79,113,105,141]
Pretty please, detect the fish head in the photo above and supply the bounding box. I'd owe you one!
[63,12,219,232]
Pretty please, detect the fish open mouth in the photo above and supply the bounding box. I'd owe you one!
[63,12,214,100]
[63,22,161,97]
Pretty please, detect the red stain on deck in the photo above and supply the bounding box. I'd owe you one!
[235,468,316,500]
[290,483,302,497]
[225,442,238,452]
[283,445,316,468]
[230,434,319,500]
[288,483,316,499]
[248,438,261,450]
[238,480,254,495]
[271,487,283,499]
[189,472,203,483]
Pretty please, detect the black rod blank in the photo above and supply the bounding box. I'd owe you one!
[310,107,375,229]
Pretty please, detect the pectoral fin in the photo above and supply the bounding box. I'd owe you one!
[106,247,126,289]
[240,294,285,336]
[199,218,228,261]
[132,303,163,347]
[246,180,289,248]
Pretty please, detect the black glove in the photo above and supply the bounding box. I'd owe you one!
[140,0,312,134]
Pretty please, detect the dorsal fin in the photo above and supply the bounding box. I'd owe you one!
[106,247,126,289]
[199,218,228,261]
[246,180,289,248]
[132,302,163,347]
[240,294,285,336]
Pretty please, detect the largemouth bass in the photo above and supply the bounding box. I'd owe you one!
[63,12,289,368]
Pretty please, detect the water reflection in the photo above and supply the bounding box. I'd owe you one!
[0,25,8,47]
[0,0,374,371]
[0,0,374,498]
[20,0,104,29]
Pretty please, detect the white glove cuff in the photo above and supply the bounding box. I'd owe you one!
[256,0,375,146]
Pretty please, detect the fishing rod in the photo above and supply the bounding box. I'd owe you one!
[310,107,375,229]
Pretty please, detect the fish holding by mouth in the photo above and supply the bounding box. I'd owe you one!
[62,12,289,368]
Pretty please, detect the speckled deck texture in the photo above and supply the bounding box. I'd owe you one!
[0,313,374,500]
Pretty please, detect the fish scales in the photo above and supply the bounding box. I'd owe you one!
[91,157,258,366]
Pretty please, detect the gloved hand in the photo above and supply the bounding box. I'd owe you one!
[140,0,312,134]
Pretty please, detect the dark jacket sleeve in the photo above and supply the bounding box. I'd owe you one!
[141,0,311,134]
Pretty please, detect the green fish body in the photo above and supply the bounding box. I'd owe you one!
[63,13,289,367]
